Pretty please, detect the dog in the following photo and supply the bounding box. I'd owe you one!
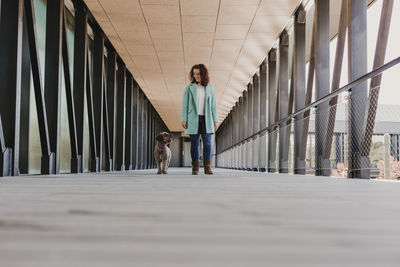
[154,132,172,174]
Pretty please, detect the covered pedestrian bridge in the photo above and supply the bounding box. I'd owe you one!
[1,0,400,265]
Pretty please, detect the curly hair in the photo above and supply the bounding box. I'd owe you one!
[189,64,209,86]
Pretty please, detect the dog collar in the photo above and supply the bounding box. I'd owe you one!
[158,145,166,149]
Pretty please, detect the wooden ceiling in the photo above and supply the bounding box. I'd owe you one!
[84,0,304,131]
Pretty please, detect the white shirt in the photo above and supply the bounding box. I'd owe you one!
[196,84,205,115]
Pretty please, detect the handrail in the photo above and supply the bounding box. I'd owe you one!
[219,56,400,154]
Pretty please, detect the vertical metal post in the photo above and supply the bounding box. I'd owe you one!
[73,0,88,173]
[315,0,330,176]
[259,61,268,172]
[137,90,143,169]
[0,0,24,176]
[253,74,260,171]
[142,97,148,169]
[62,11,79,173]
[236,103,241,168]
[242,91,247,170]
[149,102,155,169]
[146,99,151,169]
[103,72,112,171]
[238,96,243,170]
[231,105,236,168]
[294,9,306,174]
[151,107,155,168]
[25,0,53,175]
[132,81,138,169]
[125,75,133,170]
[86,53,98,172]
[278,31,289,173]
[44,0,64,174]
[247,83,253,171]
[19,11,31,174]
[106,50,116,171]
[152,106,155,168]
[324,0,348,172]
[301,13,316,168]
[347,0,368,178]
[268,49,277,172]
[92,27,105,172]
[115,60,125,171]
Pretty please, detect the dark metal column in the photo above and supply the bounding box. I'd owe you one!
[86,53,98,173]
[278,31,289,173]
[125,75,133,170]
[25,0,53,174]
[72,1,88,173]
[0,0,24,176]
[62,11,79,173]
[234,102,239,168]
[293,8,306,174]
[115,60,125,171]
[301,14,316,168]
[259,61,267,172]
[146,99,151,169]
[103,72,111,171]
[238,96,243,169]
[132,82,138,169]
[92,27,105,172]
[19,11,31,174]
[347,0,368,178]
[242,91,247,170]
[324,0,348,173]
[230,107,235,168]
[106,50,116,171]
[150,107,155,168]
[137,90,143,169]
[315,0,330,176]
[247,83,253,171]
[267,49,277,172]
[44,0,64,174]
[252,74,260,171]
[143,97,148,169]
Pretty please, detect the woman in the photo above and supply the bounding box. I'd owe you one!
[181,64,218,175]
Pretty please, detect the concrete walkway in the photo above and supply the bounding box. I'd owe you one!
[1,168,400,266]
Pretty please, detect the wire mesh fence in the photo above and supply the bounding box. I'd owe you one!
[217,58,400,179]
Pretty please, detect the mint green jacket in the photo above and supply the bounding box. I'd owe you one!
[181,82,218,135]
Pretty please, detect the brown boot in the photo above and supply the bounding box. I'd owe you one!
[192,161,199,175]
[203,160,213,175]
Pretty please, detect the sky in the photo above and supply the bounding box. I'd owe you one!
[330,0,400,106]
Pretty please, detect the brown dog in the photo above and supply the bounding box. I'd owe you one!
[154,132,172,174]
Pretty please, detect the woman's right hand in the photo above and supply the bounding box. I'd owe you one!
[181,122,187,129]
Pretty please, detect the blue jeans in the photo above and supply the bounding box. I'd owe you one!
[190,133,212,161]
